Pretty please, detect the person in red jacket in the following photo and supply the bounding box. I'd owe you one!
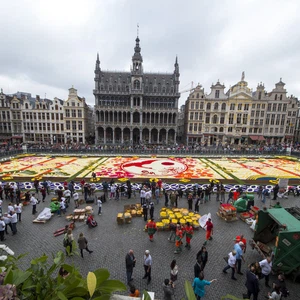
[146,218,157,242]
[203,218,213,246]
[174,224,183,254]
[185,222,194,250]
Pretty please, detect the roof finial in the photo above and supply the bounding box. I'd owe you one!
[137,23,139,37]
[241,71,245,81]
[280,77,282,81]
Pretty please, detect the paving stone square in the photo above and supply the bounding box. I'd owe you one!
[1,186,300,299]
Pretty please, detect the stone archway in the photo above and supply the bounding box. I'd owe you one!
[159,128,167,144]
[168,128,175,144]
[97,127,104,143]
[133,128,140,144]
[115,127,121,143]
[151,128,158,143]
[106,127,113,143]
[123,128,130,144]
[142,128,149,143]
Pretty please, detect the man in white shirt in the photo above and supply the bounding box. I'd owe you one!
[223,250,237,280]
[140,189,146,205]
[0,217,6,241]
[97,197,102,215]
[63,189,71,203]
[259,256,272,287]
[8,211,18,235]
[3,213,12,234]
[14,203,22,222]
[8,203,14,214]
[145,189,152,204]
[143,250,152,284]
[110,185,116,199]
[73,192,79,208]
[30,194,38,215]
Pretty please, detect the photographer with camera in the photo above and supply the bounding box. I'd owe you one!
[163,278,175,300]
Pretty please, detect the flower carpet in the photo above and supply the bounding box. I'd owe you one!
[1,155,300,182]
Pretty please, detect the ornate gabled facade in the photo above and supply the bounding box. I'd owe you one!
[63,87,90,144]
[0,87,93,146]
[184,74,298,146]
[94,37,180,145]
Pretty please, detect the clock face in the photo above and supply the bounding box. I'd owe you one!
[121,158,187,176]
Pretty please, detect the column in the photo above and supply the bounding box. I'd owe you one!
[140,130,142,143]
[130,112,133,125]
[140,112,143,127]
[104,129,106,144]
[95,128,99,144]
[166,130,169,145]
[149,130,151,144]
[174,132,177,145]
[130,130,133,144]
[112,129,115,144]
[121,129,124,144]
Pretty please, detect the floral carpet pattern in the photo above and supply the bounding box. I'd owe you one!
[1,155,300,181]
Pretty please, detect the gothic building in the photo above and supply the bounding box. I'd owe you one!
[94,37,180,145]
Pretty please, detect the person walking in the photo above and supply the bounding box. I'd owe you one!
[9,211,18,235]
[174,224,183,254]
[222,250,237,280]
[203,218,213,246]
[40,186,47,202]
[245,263,260,300]
[73,191,79,208]
[146,218,157,242]
[155,187,160,204]
[272,184,279,201]
[14,203,22,222]
[163,278,175,300]
[149,202,154,219]
[30,193,38,215]
[97,196,102,215]
[170,259,178,282]
[142,203,148,222]
[143,250,152,284]
[77,232,93,258]
[259,256,272,287]
[0,217,6,241]
[168,222,176,242]
[184,222,194,250]
[196,246,208,271]
[193,272,217,300]
[125,249,136,284]
[140,188,146,205]
[64,229,74,256]
[234,241,245,275]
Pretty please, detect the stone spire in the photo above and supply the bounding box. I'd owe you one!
[174,55,179,75]
[132,37,143,61]
[95,53,100,72]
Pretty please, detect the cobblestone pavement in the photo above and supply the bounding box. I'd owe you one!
[2,188,300,300]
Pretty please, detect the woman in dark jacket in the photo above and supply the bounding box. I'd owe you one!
[196,246,208,270]
[77,232,93,258]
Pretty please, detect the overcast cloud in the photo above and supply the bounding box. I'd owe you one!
[1,0,300,106]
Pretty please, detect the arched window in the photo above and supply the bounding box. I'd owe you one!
[219,127,224,132]
[221,103,226,110]
[214,103,219,110]
[275,94,277,100]
[25,103,28,109]
[196,93,199,98]
[212,115,218,124]
[280,94,282,100]
[206,103,211,110]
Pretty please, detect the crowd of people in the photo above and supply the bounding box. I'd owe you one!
[0,177,293,299]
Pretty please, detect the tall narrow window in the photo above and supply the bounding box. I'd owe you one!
[215,90,220,98]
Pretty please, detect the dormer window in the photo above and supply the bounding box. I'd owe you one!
[258,91,262,100]
[215,90,220,98]
[275,94,278,100]
[280,94,282,100]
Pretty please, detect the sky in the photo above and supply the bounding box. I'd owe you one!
[1,0,300,106]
